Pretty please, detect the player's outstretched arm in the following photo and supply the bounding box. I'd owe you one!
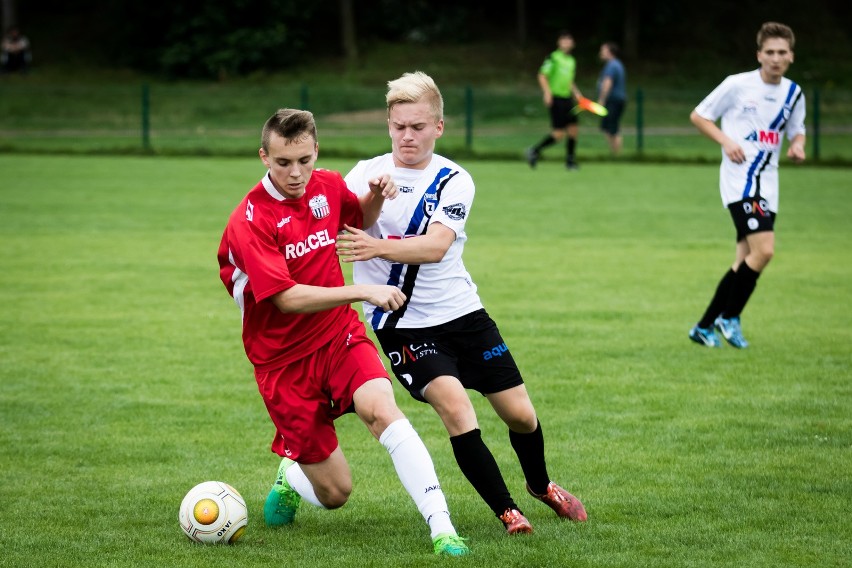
[271,283,405,314]
[336,223,455,264]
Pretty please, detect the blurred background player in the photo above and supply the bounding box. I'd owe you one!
[1,26,32,74]
[596,41,627,155]
[217,108,468,556]
[688,22,806,349]
[338,71,587,535]
[527,30,584,170]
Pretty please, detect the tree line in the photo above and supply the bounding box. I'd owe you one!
[6,0,850,82]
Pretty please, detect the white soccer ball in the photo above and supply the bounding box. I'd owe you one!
[179,481,248,544]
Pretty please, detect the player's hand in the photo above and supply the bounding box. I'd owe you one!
[362,284,406,311]
[367,174,398,200]
[336,224,381,262]
[787,142,806,163]
[722,139,746,164]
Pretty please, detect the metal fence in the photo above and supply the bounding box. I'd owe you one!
[1,82,850,164]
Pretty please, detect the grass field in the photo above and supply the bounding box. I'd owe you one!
[0,154,850,568]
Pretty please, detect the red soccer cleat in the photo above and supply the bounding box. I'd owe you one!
[527,482,587,522]
[499,508,533,534]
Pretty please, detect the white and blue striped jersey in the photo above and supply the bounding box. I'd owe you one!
[694,69,806,212]
[345,153,483,331]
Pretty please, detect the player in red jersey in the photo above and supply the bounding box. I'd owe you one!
[217,109,468,556]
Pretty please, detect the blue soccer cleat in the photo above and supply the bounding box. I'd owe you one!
[689,325,722,347]
[715,316,749,348]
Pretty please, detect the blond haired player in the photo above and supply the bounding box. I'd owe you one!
[338,72,587,535]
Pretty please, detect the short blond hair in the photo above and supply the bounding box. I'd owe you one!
[386,71,443,122]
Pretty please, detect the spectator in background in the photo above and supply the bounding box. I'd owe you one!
[687,22,806,349]
[596,41,627,155]
[527,30,584,170]
[1,27,32,74]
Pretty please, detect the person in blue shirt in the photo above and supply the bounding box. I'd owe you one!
[596,42,627,155]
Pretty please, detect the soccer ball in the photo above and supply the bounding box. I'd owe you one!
[179,481,248,544]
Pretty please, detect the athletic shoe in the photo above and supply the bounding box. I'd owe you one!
[526,147,539,169]
[432,533,470,556]
[264,457,301,526]
[498,508,533,534]
[566,161,579,170]
[526,482,587,522]
[689,325,722,348]
[715,316,749,348]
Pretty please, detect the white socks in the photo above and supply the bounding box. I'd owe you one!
[285,462,326,509]
[281,418,457,539]
[380,418,456,538]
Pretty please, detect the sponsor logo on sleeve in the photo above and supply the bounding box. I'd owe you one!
[442,203,466,220]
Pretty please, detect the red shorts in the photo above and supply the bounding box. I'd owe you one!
[255,320,389,464]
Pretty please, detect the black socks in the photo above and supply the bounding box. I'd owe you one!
[509,421,550,496]
[450,429,516,516]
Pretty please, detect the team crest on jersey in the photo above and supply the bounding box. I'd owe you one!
[442,203,466,220]
[422,188,439,217]
[309,194,330,219]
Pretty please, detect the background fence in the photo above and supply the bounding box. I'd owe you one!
[1,82,850,164]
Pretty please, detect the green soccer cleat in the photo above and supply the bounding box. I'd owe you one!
[432,533,470,556]
[264,457,301,526]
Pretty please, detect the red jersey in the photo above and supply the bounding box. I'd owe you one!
[218,169,364,370]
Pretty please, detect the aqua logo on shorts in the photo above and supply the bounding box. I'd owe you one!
[483,342,509,360]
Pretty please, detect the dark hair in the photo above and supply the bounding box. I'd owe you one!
[604,41,620,58]
[261,109,317,153]
[757,22,795,50]
[557,29,573,39]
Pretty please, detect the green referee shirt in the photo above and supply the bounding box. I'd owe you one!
[539,50,576,98]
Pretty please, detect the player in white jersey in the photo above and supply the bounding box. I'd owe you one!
[688,22,806,349]
[337,71,587,535]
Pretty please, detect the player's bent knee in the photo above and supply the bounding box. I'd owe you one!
[315,484,352,509]
[505,414,538,433]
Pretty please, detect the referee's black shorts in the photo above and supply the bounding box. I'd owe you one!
[550,96,579,129]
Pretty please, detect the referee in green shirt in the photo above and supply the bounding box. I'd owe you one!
[527,30,584,170]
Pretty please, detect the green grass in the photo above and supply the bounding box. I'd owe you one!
[0,155,850,568]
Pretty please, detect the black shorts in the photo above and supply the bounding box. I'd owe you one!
[600,99,625,135]
[374,309,524,403]
[550,96,579,129]
[728,197,776,241]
